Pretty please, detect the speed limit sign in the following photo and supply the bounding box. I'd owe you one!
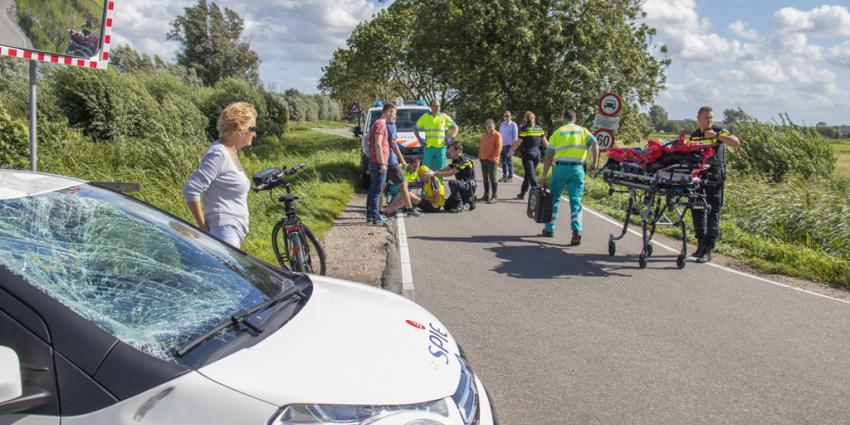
[594,129,615,150]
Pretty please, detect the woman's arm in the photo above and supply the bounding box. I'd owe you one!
[183,147,224,230]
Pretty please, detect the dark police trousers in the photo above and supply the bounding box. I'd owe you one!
[692,183,723,250]
[444,179,476,211]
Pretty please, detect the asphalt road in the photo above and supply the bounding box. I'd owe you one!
[0,0,31,49]
[404,168,850,424]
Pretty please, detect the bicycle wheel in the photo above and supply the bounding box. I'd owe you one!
[271,221,327,275]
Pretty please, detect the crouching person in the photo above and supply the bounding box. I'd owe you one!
[430,143,476,213]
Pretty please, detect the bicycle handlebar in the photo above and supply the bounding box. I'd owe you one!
[252,163,308,192]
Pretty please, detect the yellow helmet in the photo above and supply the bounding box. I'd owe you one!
[416,165,431,179]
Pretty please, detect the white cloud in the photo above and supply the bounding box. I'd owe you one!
[728,20,759,40]
[827,41,850,66]
[770,33,823,62]
[775,5,850,37]
[642,0,753,62]
[111,0,379,88]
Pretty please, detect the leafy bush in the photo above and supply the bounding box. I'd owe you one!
[727,121,835,182]
[0,104,29,169]
[51,68,163,140]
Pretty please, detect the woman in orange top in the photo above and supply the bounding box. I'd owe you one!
[478,118,503,203]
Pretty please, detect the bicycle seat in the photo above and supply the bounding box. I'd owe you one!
[280,194,299,203]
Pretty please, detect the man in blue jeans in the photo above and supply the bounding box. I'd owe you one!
[499,110,518,182]
[366,103,396,225]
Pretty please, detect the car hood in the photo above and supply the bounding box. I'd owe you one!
[198,275,462,407]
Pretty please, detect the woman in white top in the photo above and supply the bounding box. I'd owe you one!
[183,102,257,248]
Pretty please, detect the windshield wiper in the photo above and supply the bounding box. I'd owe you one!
[174,285,303,358]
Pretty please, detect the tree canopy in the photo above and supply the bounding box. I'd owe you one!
[168,0,260,86]
[320,0,669,138]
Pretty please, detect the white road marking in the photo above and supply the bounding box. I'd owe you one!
[397,212,415,300]
[581,203,850,306]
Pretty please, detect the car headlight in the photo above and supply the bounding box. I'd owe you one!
[271,399,449,424]
[452,355,479,425]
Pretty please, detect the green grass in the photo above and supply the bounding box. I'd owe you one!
[831,140,850,178]
[37,122,359,265]
[288,120,355,131]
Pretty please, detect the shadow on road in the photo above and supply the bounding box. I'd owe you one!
[410,234,682,280]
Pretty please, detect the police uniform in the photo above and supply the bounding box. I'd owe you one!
[416,112,458,172]
[443,155,476,212]
[545,122,596,236]
[517,124,546,196]
[689,126,730,255]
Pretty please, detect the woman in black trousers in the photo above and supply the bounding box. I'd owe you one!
[509,111,548,199]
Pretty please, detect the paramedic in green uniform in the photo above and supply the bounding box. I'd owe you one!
[414,99,459,172]
[540,110,599,246]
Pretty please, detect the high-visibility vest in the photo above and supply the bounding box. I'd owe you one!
[689,127,730,145]
[549,123,595,164]
[416,112,457,148]
[416,165,445,207]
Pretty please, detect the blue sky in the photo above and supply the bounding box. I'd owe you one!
[112,0,850,124]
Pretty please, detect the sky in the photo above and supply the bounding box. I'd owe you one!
[110,0,850,125]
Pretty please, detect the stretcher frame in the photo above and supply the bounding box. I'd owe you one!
[600,160,711,269]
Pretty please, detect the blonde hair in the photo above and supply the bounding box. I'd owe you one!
[522,111,536,126]
[217,102,257,138]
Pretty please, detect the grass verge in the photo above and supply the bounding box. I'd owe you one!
[38,122,359,265]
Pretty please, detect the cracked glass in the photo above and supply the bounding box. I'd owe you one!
[0,184,293,362]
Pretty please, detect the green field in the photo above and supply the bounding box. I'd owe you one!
[832,139,850,178]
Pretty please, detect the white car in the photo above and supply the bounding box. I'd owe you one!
[0,170,497,424]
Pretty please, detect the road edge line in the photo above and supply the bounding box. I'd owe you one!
[397,212,415,300]
[580,201,850,306]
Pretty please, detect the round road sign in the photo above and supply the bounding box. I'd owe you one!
[598,92,622,117]
[594,129,615,150]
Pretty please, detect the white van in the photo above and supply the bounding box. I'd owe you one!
[355,100,430,188]
[0,170,496,424]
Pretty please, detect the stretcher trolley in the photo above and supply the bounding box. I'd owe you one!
[597,139,717,269]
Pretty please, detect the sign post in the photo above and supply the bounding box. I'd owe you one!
[0,0,117,171]
[593,91,622,150]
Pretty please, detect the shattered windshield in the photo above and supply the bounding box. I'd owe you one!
[0,184,293,362]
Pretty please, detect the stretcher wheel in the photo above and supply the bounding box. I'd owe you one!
[646,244,654,257]
[638,254,647,269]
[608,240,616,256]
[676,255,686,269]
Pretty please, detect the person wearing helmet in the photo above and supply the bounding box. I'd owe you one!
[413,158,445,213]
[429,143,476,213]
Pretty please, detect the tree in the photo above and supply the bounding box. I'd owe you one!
[648,105,668,132]
[320,0,669,134]
[168,0,260,86]
[722,108,753,129]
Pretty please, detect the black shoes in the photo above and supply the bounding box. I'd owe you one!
[696,250,712,263]
[691,245,704,258]
[540,229,554,238]
[516,192,526,199]
[570,233,582,246]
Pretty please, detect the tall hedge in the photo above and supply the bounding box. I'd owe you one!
[0,104,29,169]
[728,121,836,182]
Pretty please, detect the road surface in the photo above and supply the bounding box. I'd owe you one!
[403,168,850,424]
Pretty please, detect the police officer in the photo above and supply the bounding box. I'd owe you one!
[430,143,476,213]
[414,99,459,172]
[540,110,599,246]
[690,106,740,263]
[509,111,548,199]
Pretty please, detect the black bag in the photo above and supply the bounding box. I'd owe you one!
[527,187,553,223]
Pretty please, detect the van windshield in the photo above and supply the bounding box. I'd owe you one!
[366,109,428,133]
[0,184,295,362]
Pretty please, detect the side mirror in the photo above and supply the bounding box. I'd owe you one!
[353,126,362,137]
[0,346,50,414]
[0,347,22,404]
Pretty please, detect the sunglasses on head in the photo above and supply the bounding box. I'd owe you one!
[247,126,257,133]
